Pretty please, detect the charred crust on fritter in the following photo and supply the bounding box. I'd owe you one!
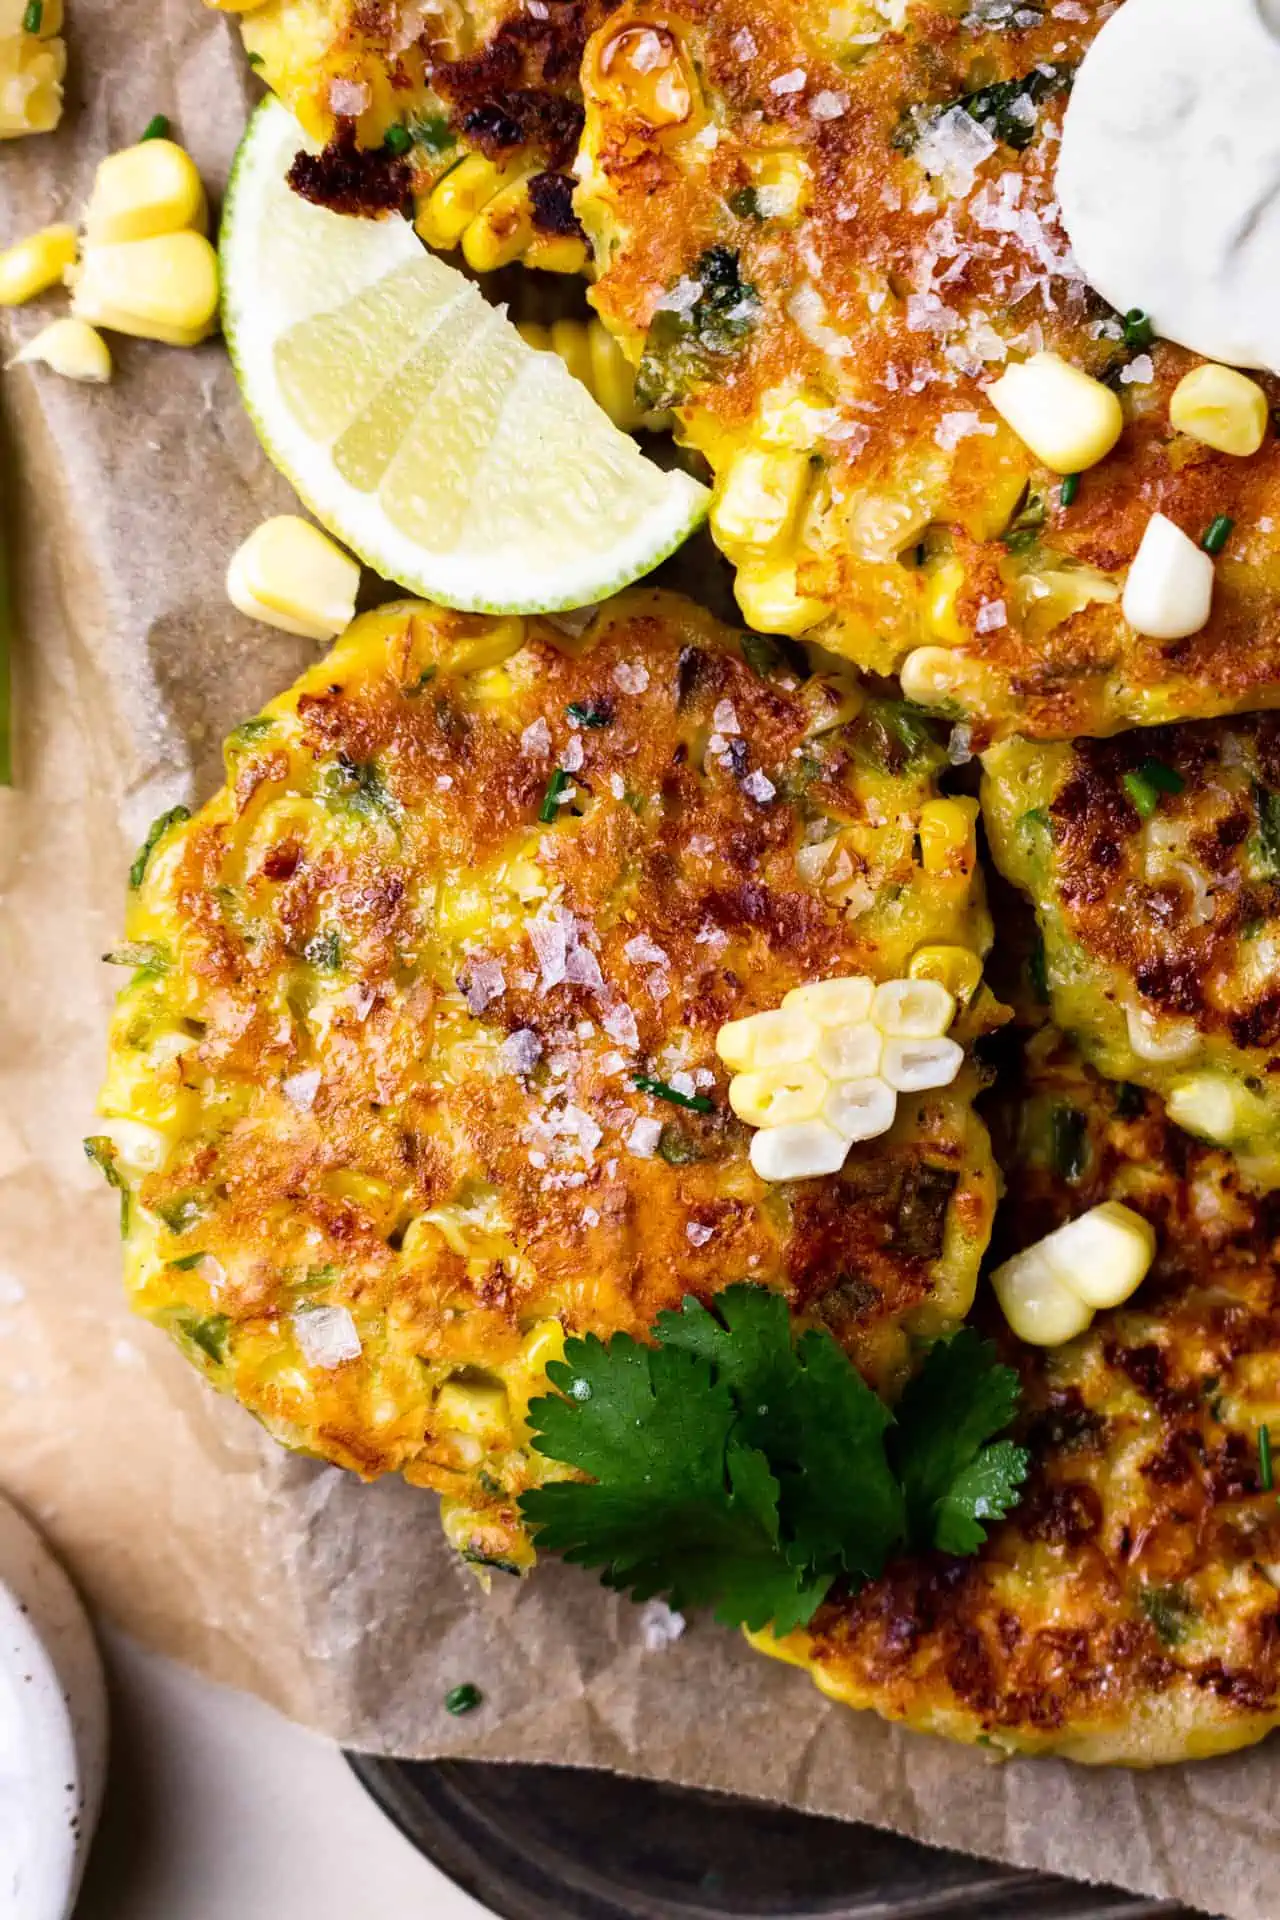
[432,2,613,167]
[526,169,585,237]
[287,123,411,218]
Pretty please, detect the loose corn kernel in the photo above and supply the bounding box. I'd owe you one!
[71,229,220,345]
[716,1006,819,1071]
[822,1075,897,1143]
[872,978,956,1039]
[0,19,64,139]
[1124,1004,1200,1064]
[750,1119,848,1182]
[987,352,1124,475]
[917,796,977,877]
[416,154,522,251]
[11,316,112,382]
[1122,511,1215,640]
[461,175,536,273]
[84,140,208,246]
[992,1201,1155,1346]
[991,1245,1095,1348]
[814,1021,881,1080]
[523,230,591,275]
[782,976,873,1027]
[909,945,983,1004]
[729,1061,827,1129]
[227,516,360,642]
[711,449,812,553]
[881,1035,963,1093]
[1170,363,1269,459]
[0,221,76,304]
[925,555,967,646]
[1165,1073,1258,1146]
[734,559,826,637]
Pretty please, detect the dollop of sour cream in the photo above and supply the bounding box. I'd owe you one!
[1057,0,1280,374]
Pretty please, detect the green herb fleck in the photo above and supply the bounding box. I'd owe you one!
[246,49,264,66]
[1139,1584,1195,1647]
[728,185,761,219]
[635,247,760,412]
[947,64,1071,150]
[303,929,342,970]
[102,941,171,975]
[1122,308,1155,350]
[1050,1104,1089,1183]
[566,699,613,729]
[740,631,786,679]
[1202,514,1234,556]
[634,1074,714,1113]
[130,805,191,889]
[1059,473,1080,508]
[383,123,413,155]
[1260,1424,1274,1493]
[1123,758,1184,821]
[140,113,171,142]
[22,0,43,31]
[539,768,571,824]
[445,1683,482,1715]
[322,754,399,824]
[409,112,456,156]
[226,716,275,751]
[1254,783,1280,875]
[154,1193,208,1236]
[657,1124,701,1165]
[84,1134,131,1235]
[461,1551,522,1577]
[1003,489,1046,554]
[168,1251,211,1272]
[179,1313,231,1366]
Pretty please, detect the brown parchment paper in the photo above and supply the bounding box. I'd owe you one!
[3,5,1280,1912]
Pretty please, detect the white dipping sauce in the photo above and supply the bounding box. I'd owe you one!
[1057,0,1280,374]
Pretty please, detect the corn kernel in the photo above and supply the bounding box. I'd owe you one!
[909,945,983,1004]
[898,645,972,708]
[1124,1003,1201,1063]
[0,27,64,139]
[1122,511,1214,641]
[798,673,863,738]
[729,1062,827,1128]
[872,978,955,1039]
[987,352,1124,474]
[461,177,536,273]
[750,1119,848,1182]
[435,1376,512,1444]
[0,221,75,304]
[815,1021,881,1080]
[782,976,873,1027]
[585,317,654,430]
[1043,1201,1157,1310]
[71,229,220,345]
[745,152,809,223]
[734,559,826,637]
[11,316,111,382]
[881,1035,963,1093]
[917,797,977,877]
[524,230,591,274]
[712,449,812,554]
[1166,1073,1257,1146]
[822,1075,897,1143]
[519,1318,567,1377]
[416,154,520,250]
[95,1116,170,1176]
[84,140,208,246]
[756,383,839,450]
[925,555,967,647]
[227,516,360,642]
[1170,363,1269,459]
[991,1245,1095,1348]
[716,1006,819,1071]
[444,618,526,674]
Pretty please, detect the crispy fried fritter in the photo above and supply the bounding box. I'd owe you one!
[217,0,609,267]
[983,720,1280,1190]
[752,1027,1280,1765]
[575,0,1280,743]
[94,590,998,1570]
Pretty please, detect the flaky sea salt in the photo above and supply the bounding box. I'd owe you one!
[627,1117,663,1157]
[975,598,1007,634]
[625,935,668,966]
[521,717,551,757]
[293,1305,361,1370]
[501,1028,542,1075]
[613,661,650,694]
[742,769,777,803]
[810,89,847,120]
[686,1222,713,1247]
[562,734,585,773]
[771,67,807,94]
[282,1068,321,1113]
[603,1002,640,1049]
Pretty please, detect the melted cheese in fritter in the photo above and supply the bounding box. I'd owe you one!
[575,0,1280,744]
[751,1028,1280,1767]
[984,720,1280,1191]
[96,591,998,1569]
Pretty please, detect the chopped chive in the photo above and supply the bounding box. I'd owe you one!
[1202,514,1234,556]
[140,114,171,142]
[633,1073,714,1113]
[1059,473,1080,508]
[22,0,42,31]
[246,50,264,66]
[1261,1425,1274,1493]
[566,699,613,729]
[1123,757,1184,820]
[1122,308,1155,350]
[539,768,570,824]
[383,124,413,155]
[445,1682,482,1715]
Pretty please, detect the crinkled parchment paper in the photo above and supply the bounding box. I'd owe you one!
[1,5,1277,1912]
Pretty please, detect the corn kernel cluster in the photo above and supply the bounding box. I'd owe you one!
[516,317,671,434]
[417,156,587,276]
[990,1201,1156,1348]
[0,0,64,139]
[716,974,962,1183]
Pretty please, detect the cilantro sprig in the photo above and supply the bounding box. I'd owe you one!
[520,1286,1028,1634]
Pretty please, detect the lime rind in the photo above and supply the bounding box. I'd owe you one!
[220,97,708,615]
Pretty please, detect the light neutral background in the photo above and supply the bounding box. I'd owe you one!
[76,1633,490,1920]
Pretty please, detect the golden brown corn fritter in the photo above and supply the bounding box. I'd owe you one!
[95,592,998,1573]
[575,0,1280,743]
[753,1027,1280,1766]
[213,0,613,271]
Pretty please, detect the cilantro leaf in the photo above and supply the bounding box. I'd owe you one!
[522,1334,823,1631]
[891,1329,1028,1553]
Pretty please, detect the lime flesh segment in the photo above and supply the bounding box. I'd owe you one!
[220,96,709,614]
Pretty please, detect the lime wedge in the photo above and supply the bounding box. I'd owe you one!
[220,98,708,614]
